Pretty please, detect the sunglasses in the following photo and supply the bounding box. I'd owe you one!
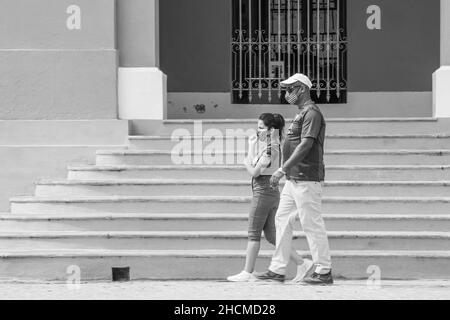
[286,85,301,93]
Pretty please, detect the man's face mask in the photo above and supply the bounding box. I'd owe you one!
[285,86,302,105]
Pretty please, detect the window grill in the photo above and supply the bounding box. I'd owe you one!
[231,0,347,104]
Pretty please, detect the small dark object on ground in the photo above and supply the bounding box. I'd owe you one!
[112,267,130,282]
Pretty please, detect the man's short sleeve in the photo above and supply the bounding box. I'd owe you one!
[302,109,322,140]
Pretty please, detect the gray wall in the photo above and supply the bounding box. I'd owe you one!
[0,50,117,120]
[166,92,433,119]
[117,0,159,67]
[347,0,440,92]
[0,0,118,120]
[160,0,230,92]
[0,0,116,49]
[160,0,440,93]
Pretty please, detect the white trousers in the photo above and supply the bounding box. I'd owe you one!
[269,180,332,275]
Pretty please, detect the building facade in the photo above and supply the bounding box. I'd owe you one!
[161,0,441,119]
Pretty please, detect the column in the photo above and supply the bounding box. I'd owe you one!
[117,0,167,120]
[433,0,450,118]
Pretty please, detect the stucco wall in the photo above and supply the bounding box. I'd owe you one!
[0,0,118,120]
[160,0,230,92]
[160,0,440,93]
[160,0,440,118]
[0,0,116,49]
[117,0,159,67]
[347,0,440,92]
[0,50,118,120]
[166,92,433,119]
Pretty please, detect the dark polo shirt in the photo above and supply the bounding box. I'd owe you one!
[282,103,326,182]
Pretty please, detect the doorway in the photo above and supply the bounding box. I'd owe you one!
[231,0,347,104]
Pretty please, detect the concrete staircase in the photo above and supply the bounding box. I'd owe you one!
[1,118,450,281]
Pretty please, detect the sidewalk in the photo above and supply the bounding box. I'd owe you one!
[0,280,449,300]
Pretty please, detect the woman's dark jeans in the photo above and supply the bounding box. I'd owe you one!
[248,175,280,244]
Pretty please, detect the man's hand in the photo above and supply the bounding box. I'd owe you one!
[270,170,285,188]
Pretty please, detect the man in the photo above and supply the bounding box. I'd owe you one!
[254,73,333,285]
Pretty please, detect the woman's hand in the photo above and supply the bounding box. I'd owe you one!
[248,135,257,146]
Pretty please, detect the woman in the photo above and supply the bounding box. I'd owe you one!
[227,113,310,282]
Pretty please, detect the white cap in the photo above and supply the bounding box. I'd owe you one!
[280,73,313,89]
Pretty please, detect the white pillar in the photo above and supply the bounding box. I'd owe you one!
[118,0,167,120]
[433,0,450,118]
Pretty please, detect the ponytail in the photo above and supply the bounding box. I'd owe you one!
[272,113,285,141]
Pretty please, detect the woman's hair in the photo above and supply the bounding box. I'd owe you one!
[258,113,286,140]
[258,113,275,129]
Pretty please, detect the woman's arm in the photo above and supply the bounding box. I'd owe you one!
[244,155,270,178]
[246,135,258,161]
[244,139,275,178]
[243,138,257,176]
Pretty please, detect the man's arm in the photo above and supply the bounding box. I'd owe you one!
[269,138,314,187]
[281,137,315,172]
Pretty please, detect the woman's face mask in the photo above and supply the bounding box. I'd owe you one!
[257,120,270,142]
[257,129,269,142]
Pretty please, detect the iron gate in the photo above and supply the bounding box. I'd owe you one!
[231,0,347,104]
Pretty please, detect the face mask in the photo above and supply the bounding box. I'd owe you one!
[285,87,301,105]
[257,129,269,142]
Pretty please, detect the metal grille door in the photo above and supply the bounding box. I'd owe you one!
[231,0,347,104]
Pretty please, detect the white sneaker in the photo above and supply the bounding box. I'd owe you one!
[227,271,256,282]
[290,259,314,283]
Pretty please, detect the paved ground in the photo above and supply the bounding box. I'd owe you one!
[0,280,449,300]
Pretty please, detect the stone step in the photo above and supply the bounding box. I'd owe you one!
[10,196,450,215]
[2,249,449,281]
[0,231,447,251]
[1,213,448,232]
[67,165,450,181]
[132,118,449,136]
[95,150,450,166]
[0,145,126,213]
[129,134,450,151]
[35,179,450,197]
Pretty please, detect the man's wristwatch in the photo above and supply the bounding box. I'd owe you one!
[277,168,286,175]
